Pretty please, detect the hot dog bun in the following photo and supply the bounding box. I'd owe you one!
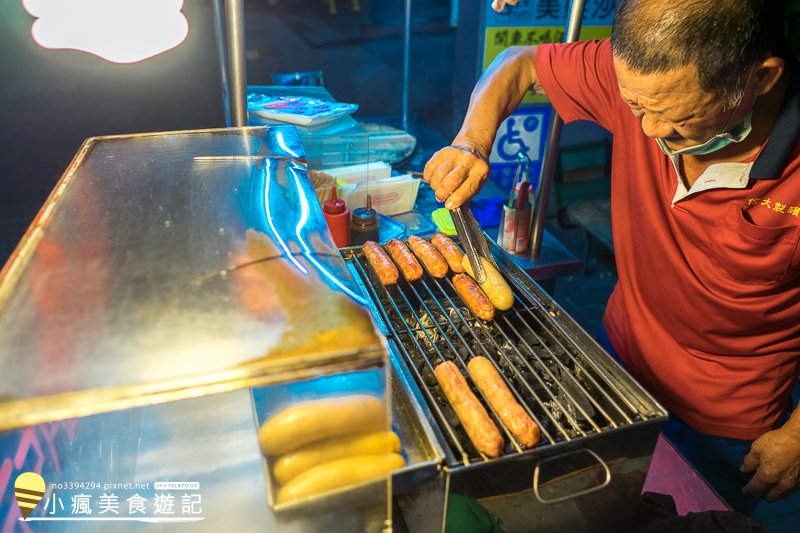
[273,431,401,485]
[276,453,405,504]
[462,256,514,311]
[259,395,387,456]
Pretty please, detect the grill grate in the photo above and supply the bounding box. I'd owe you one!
[345,242,656,466]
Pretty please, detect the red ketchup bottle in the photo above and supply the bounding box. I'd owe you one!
[322,187,351,248]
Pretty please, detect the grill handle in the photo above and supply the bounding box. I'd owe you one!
[532,448,612,504]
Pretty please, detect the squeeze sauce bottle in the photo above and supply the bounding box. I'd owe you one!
[322,187,351,248]
[350,194,380,246]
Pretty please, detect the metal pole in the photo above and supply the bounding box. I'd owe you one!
[529,0,586,256]
[402,0,412,130]
[212,0,231,126]
[225,0,248,127]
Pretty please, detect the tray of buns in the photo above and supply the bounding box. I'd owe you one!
[251,367,444,516]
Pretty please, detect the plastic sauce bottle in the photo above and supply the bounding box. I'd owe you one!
[350,194,380,246]
[323,187,351,248]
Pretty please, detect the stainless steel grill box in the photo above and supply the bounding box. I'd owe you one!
[341,239,668,532]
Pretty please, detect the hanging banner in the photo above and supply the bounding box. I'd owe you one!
[482,1,615,103]
[485,0,617,28]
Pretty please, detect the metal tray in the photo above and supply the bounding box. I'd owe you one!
[250,367,444,521]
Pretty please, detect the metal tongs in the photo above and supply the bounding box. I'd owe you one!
[451,205,499,284]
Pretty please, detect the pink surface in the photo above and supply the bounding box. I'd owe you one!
[642,435,729,514]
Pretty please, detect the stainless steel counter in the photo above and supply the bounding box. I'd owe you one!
[0,125,385,431]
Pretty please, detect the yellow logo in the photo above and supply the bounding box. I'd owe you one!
[14,472,46,520]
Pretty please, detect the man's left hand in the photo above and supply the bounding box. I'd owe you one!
[740,425,800,501]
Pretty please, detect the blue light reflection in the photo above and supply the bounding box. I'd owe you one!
[288,165,367,305]
[242,152,366,306]
[256,160,308,275]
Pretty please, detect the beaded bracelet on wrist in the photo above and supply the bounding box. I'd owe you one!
[449,144,489,164]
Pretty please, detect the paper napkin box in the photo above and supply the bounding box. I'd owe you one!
[337,174,420,216]
[320,161,393,184]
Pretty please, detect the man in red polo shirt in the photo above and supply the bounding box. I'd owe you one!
[424,0,800,529]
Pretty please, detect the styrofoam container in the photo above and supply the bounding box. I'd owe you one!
[338,174,420,216]
[320,161,393,184]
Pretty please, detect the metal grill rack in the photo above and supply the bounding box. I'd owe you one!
[342,239,664,467]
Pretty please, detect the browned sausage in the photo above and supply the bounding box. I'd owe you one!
[407,235,448,278]
[362,241,399,285]
[386,239,424,281]
[431,232,465,273]
[434,361,504,458]
[467,356,539,448]
[452,274,494,321]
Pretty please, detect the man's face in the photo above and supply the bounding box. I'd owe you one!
[613,59,750,151]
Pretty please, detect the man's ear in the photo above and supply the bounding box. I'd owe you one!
[753,56,785,96]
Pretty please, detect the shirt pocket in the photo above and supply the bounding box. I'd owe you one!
[708,205,800,285]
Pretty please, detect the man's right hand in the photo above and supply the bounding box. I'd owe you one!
[423,145,491,210]
[422,45,540,209]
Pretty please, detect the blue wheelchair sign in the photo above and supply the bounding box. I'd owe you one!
[489,106,551,191]
[495,114,541,160]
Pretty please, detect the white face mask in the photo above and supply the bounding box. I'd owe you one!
[655,109,754,156]
[655,65,757,157]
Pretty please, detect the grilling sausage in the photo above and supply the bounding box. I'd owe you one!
[452,273,494,321]
[431,232,465,273]
[362,241,399,285]
[407,235,448,278]
[259,395,387,456]
[462,256,514,311]
[386,238,424,281]
[434,360,504,458]
[467,356,540,448]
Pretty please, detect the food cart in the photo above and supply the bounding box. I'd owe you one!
[0,122,669,532]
